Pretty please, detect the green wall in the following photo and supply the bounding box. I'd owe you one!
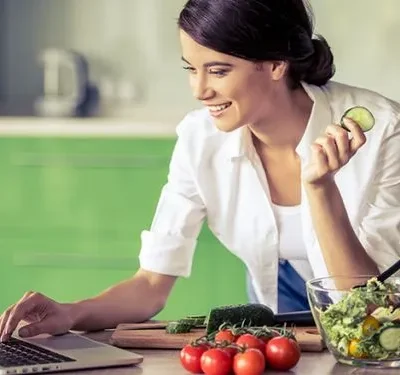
[0,136,247,320]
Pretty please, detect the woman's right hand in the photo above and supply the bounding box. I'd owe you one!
[0,291,76,342]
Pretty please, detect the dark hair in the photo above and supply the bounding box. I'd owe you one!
[178,0,335,88]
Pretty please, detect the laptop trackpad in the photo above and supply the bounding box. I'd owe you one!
[29,333,104,351]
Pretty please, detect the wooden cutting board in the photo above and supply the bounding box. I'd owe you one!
[109,321,325,352]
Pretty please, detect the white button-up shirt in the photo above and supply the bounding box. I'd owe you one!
[139,81,400,312]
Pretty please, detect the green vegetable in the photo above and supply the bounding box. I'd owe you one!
[340,106,375,132]
[337,337,349,356]
[319,277,400,360]
[379,325,400,351]
[372,306,400,323]
[182,315,207,326]
[165,321,193,334]
[165,315,207,334]
[206,304,274,334]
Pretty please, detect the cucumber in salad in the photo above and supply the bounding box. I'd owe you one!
[379,325,400,352]
[341,106,375,132]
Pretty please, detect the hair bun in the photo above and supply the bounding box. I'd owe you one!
[303,36,335,86]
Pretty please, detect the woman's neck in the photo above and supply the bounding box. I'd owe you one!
[249,86,313,153]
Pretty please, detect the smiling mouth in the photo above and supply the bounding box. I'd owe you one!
[207,102,232,113]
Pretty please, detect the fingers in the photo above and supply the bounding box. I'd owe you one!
[306,120,367,185]
[314,134,340,171]
[1,292,70,342]
[18,322,44,338]
[342,117,367,153]
[0,291,40,342]
[19,315,68,338]
[325,124,350,164]
[0,304,15,341]
[311,144,329,175]
[313,121,366,173]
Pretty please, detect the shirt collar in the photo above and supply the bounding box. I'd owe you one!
[220,125,248,161]
[222,82,333,162]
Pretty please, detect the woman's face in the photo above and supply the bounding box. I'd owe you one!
[179,30,285,132]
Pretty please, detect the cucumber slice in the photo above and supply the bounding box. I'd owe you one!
[341,106,375,132]
[378,326,400,351]
[165,321,193,334]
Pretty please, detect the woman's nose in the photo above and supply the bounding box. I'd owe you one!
[191,75,213,101]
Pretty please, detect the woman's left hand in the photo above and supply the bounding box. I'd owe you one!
[302,117,366,185]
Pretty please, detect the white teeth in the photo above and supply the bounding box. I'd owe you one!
[208,103,231,111]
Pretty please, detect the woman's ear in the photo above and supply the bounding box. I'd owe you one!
[270,61,288,81]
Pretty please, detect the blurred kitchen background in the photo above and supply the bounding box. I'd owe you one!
[1,0,399,118]
[0,0,399,319]
[0,0,197,119]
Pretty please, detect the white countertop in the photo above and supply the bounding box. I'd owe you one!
[0,117,178,137]
[72,330,400,375]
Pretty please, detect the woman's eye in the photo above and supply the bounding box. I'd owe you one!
[209,69,229,77]
[182,66,196,73]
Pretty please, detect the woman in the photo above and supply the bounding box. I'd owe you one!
[1,0,399,341]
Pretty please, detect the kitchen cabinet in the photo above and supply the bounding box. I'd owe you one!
[0,135,247,319]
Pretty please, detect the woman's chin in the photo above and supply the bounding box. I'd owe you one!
[212,118,243,133]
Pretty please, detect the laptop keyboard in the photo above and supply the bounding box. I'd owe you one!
[0,338,76,368]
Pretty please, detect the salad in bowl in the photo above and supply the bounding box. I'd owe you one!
[307,276,400,367]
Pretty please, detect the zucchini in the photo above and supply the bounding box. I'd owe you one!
[206,304,275,334]
[378,325,400,351]
[341,106,375,132]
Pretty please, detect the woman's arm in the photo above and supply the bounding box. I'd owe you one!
[0,269,177,340]
[70,269,177,331]
[305,181,378,277]
[302,118,380,282]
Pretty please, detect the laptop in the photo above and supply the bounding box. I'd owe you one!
[0,330,143,374]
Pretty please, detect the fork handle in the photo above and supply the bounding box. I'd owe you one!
[377,259,400,282]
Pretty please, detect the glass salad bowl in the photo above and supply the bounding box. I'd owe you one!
[306,275,400,368]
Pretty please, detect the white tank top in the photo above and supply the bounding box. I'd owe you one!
[271,203,314,281]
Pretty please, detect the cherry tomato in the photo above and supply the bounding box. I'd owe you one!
[362,315,380,336]
[233,348,266,375]
[221,346,238,358]
[215,329,237,343]
[200,348,232,375]
[180,344,208,373]
[348,339,366,358]
[236,334,265,352]
[258,331,278,344]
[265,336,301,371]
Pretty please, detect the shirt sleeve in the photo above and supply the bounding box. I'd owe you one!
[138,116,206,277]
[358,116,400,271]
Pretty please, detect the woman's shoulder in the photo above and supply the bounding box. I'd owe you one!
[321,81,400,129]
